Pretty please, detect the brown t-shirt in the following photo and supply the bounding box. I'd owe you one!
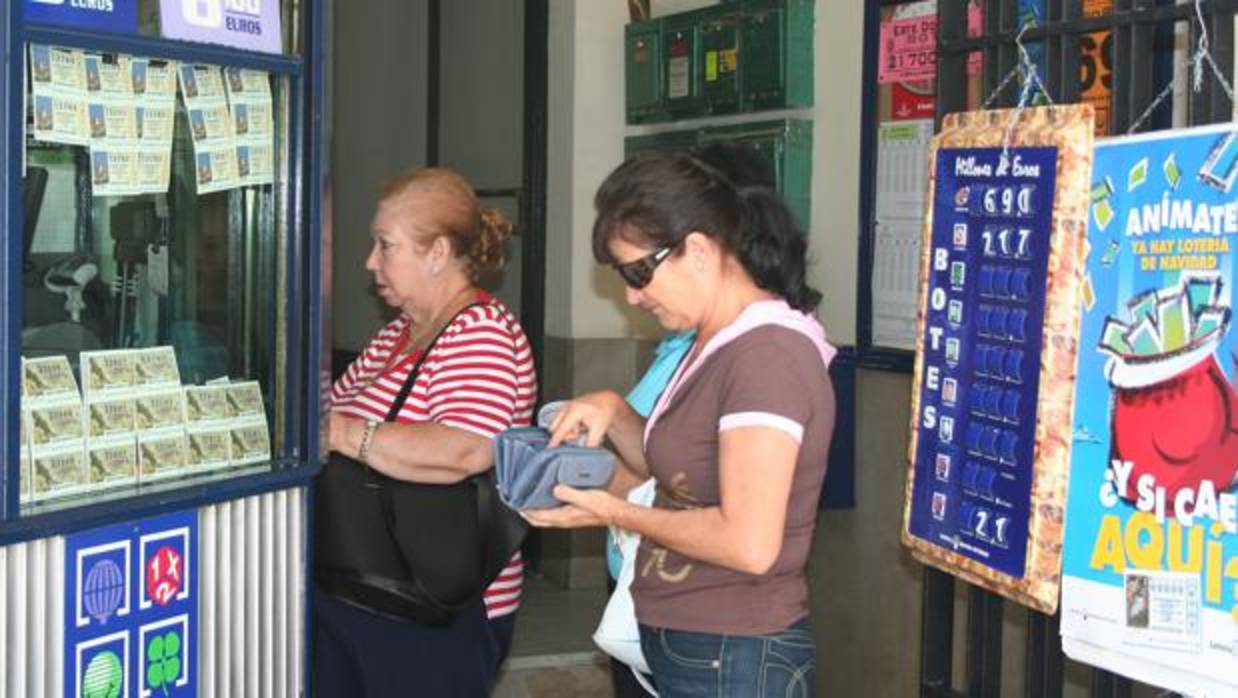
[632,324,835,635]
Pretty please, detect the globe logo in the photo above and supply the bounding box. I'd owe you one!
[83,559,125,624]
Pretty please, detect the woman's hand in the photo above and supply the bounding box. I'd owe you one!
[522,485,624,528]
[327,410,362,456]
[547,391,626,447]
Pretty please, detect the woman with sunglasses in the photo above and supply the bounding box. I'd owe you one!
[526,151,837,697]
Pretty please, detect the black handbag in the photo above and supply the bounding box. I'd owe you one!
[314,303,528,625]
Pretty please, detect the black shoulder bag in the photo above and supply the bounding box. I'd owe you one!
[314,303,529,625]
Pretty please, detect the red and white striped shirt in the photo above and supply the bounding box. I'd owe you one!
[330,292,537,619]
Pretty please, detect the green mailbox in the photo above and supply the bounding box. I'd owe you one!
[625,20,664,124]
[661,9,704,118]
[699,6,743,115]
[624,128,701,158]
[700,119,813,228]
[623,118,812,229]
[740,0,814,112]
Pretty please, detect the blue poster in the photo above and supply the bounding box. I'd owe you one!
[1060,125,1238,695]
[23,0,138,35]
[907,146,1058,579]
[66,509,197,698]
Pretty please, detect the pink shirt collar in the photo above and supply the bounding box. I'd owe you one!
[643,300,836,447]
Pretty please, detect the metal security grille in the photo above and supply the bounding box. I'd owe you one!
[0,536,65,697]
[199,489,305,698]
[0,489,304,698]
[922,3,1236,697]
[937,0,1234,132]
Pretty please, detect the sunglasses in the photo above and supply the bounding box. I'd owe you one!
[612,245,674,289]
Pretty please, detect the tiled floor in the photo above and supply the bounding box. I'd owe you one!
[492,572,617,697]
[491,653,614,698]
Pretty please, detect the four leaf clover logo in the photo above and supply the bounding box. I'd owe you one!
[145,630,182,696]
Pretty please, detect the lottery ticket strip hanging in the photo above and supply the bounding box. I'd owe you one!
[28,43,275,196]
[902,104,1095,614]
[1059,124,1238,696]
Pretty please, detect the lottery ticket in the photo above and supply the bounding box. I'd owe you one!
[21,355,80,401]
[87,435,138,487]
[226,381,264,420]
[134,388,187,431]
[28,398,84,447]
[1122,570,1202,651]
[138,429,190,481]
[86,395,136,439]
[21,442,32,503]
[185,385,232,425]
[229,419,271,466]
[31,443,88,499]
[186,426,231,470]
[81,350,137,396]
[134,345,181,387]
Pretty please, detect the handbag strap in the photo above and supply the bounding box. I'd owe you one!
[372,298,524,606]
[384,300,486,422]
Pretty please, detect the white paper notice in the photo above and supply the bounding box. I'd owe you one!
[872,119,935,351]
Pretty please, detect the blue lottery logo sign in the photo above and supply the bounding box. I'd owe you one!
[907,147,1058,579]
[23,0,138,34]
[76,632,128,698]
[67,510,197,698]
[140,530,190,609]
[84,559,126,625]
[75,542,131,628]
[140,616,189,697]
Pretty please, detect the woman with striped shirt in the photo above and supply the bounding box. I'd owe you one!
[315,168,537,696]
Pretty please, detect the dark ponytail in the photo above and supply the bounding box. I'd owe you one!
[736,186,821,312]
[592,151,821,312]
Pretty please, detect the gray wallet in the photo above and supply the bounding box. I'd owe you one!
[493,427,617,510]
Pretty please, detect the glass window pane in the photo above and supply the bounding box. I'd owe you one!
[20,44,289,510]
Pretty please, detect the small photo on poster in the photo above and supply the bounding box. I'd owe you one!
[233,102,249,136]
[130,59,147,95]
[84,56,101,92]
[189,108,207,141]
[92,150,111,186]
[1125,574,1150,629]
[34,95,54,131]
[226,67,245,94]
[87,103,106,138]
[31,44,52,83]
[179,64,199,99]
[196,152,213,186]
[236,145,250,178]
[935,453,951,482]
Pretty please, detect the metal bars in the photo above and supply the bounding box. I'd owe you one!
[922,1,1236,696]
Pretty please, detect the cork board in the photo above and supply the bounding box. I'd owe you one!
[901,105,1094,614]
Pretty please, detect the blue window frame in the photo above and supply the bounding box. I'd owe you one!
[1,1,330,546]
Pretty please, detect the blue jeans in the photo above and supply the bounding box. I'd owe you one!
[639,616,815,698]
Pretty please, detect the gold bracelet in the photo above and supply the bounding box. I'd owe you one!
[357,420,380,463]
